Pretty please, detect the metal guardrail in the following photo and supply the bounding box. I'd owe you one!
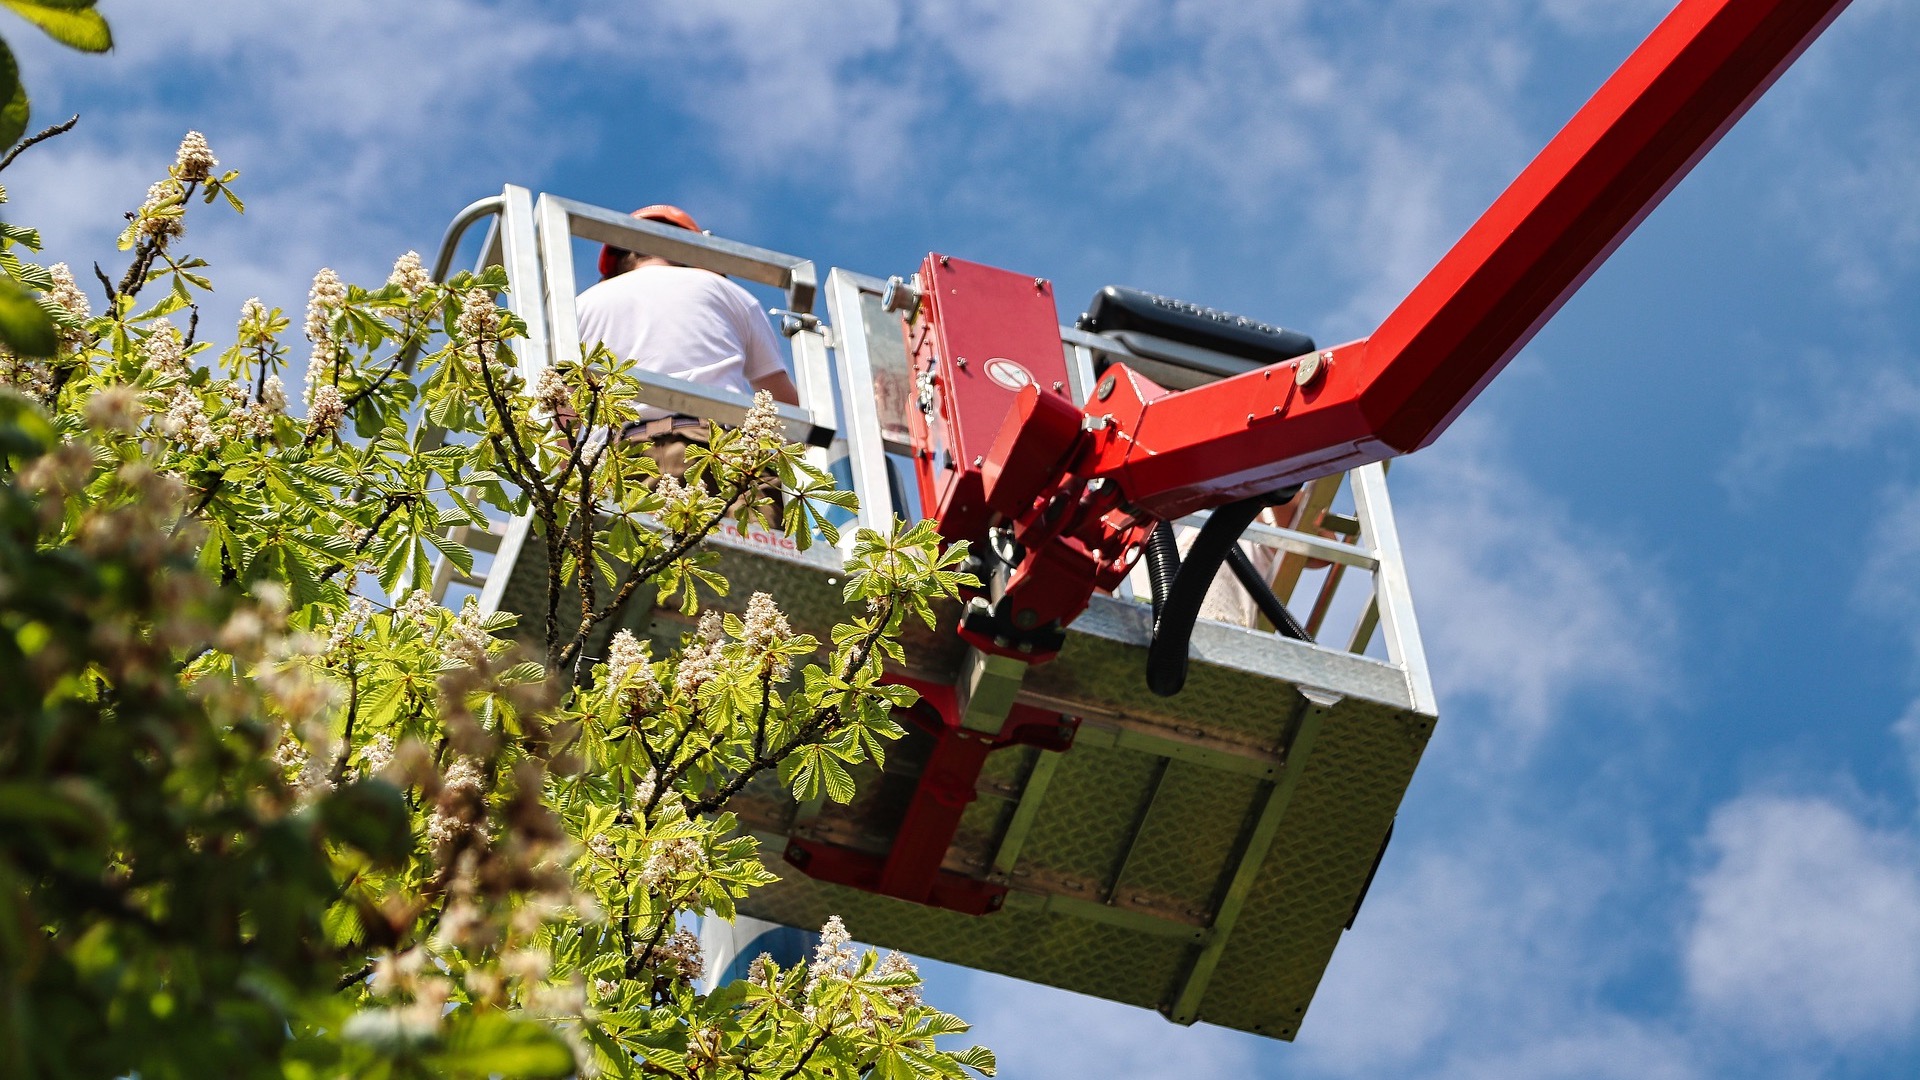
[429,186,1433,715]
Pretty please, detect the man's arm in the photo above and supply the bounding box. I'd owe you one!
[727,281,803,408]
[751,368,799,406]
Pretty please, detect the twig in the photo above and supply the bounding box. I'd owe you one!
[329,655,360,786]
[779,1030,834,1080]
[0,115,77,174]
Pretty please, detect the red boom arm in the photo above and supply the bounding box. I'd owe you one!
[953,0,1854,643]
[791,0,1856,920]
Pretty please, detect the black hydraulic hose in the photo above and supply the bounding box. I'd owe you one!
[1146,497,1266,697]
[1144,521,1182,628]
[1224,545,1312,642]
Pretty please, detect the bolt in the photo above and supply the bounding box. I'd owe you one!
[1052,380,1065,392]
[972,455,985,467]
[956,356,968,368]
[1033,277,1047,290]
[1013,608,1040,629]
[1296,349,1330,387]
[939,254,951,266]
[1097,373,1116,400]
[881,274,923,316]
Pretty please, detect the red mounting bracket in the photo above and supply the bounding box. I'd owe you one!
[784,675,1077,916]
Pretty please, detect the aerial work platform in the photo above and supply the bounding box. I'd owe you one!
[430,0,1850,1040]
[429,189,1435,1039]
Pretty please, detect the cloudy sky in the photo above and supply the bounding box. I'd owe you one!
[13,1,1920,1076]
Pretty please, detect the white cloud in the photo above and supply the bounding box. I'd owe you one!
[1684,794,1920,1044]
[1855,483,1920,648]
[4,0,584,315]
[620,1,915,192]
[1395,419,1679,763]
[1897,701,1920,800]
[916,0,1155,107]
[1741,0,1920,305]
[1719,362,1920,495]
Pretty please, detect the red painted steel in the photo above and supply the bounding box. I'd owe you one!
[958,0,1856,632]
[1087,0,1854,521]
[903,255,1072,547]
[783,675,1076,915]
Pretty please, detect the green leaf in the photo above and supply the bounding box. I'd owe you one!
[423,529,474,577]
[0,41,25,152]
[424,1013,575,1078]
[954,1045,998,1075]
[0,272,55,357]
[1,1,113,52]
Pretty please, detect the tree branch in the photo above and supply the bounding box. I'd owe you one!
[0,115,77,174]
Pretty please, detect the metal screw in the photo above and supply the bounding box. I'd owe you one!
[1052,380,1064,392]
[955,356,967,368]
[939,254,951,266]
[1033,277,1047,290]
[972,456,984,467]
[1097,373,1116,400]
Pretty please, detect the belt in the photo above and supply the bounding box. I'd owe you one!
[618,413,707,441]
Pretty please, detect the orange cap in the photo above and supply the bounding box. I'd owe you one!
[598,204,701,278]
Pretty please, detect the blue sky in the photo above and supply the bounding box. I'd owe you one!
[13,1,1920,1076]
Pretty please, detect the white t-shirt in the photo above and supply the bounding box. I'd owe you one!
[576,265,789,421]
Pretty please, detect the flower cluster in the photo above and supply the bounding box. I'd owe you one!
[137,181,184,240]
[457,287,499,342]
[807,914,857,988]
[174,130,218,183]
[531,366,570,415]
[639,834,704,890]
[388,250,430,300]
[605,629,660,706]
[673,611,725,696]
[304,267,347,389]
[643,927,704,983]
[740,591,793,678]
[307,382,345,438]
[740,387,784,445]
[142,318,187,376]
[444,597,495,668]
[46,263,91,350]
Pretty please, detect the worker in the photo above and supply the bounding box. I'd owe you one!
[571,204,800,496]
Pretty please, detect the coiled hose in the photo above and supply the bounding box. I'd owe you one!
[1144,496,1311,697]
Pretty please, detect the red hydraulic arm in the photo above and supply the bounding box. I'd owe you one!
[950,0,1856,645]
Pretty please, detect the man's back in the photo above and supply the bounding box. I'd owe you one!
[577,265,787,418]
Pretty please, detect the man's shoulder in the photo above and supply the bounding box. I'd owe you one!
[588,266,748,300]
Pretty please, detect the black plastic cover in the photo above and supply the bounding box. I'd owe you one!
[1077,285,1315,367]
